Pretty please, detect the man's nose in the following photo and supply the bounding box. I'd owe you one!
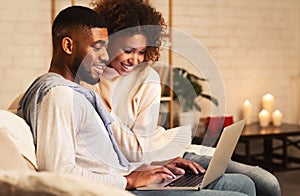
[99,48,109,62]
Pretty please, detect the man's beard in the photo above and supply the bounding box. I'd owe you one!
[74,58,100,85]
[77,66,100,85]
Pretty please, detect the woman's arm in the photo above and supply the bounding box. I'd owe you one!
[108,68,191,162]
[110,78,162,162]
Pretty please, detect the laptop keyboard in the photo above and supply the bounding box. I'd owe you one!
[164,172,205,187]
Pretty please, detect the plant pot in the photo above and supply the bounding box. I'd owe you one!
[179,109,200,137]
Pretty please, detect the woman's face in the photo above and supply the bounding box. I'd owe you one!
[108,34,147,75]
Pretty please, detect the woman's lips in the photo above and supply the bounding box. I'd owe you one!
[121,63,134,71]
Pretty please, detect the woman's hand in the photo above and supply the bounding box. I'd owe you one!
[164,157,206,175]
[125,165,176,190]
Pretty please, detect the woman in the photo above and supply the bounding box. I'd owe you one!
[88,0,191,163]
[84,0,280,195]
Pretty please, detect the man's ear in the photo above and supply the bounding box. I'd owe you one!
[61,37,73,54]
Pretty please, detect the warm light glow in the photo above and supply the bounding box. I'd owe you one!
[242,100,252,125]
[262,93,275,115]
[272,110,283,126]
[260,109,269,115]
[244,100,251,105]
[273,110,281,115]
[258,109,270,127]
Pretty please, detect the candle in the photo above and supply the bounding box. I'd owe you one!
[272,110,283,126]
[242,100,252,125]
[262,93,274,115]
[258,109,270,127]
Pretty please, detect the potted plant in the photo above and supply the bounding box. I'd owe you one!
[159,67,219,129]
[172,67,219,112]
[162,68,219,129]
[161,67,219,129]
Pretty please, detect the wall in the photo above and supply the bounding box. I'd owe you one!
[0,0,51,109]
[153,0,300,123]
[0,0,299,124]
[0,0,90,109]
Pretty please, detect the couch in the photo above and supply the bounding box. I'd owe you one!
[0,110,133,196]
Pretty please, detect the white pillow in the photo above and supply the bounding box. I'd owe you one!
[0,110,37,169]
[0,171,134,196]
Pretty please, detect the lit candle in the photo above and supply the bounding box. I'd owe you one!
[262,93,274,115]
[242,100,252,125]
[272,110,283,126]
[258,109,270,127]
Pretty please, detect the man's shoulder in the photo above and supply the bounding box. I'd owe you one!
[39,86,92,117]
[46,86,73,96]
[40,86,73,107]
[42,86,85,104]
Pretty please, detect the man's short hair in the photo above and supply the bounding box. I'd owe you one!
[52,6,107,48]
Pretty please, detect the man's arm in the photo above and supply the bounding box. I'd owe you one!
[36,86,127,189]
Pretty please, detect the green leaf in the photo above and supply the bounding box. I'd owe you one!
[172,67,218,111]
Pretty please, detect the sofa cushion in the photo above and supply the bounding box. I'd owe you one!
[0,171,134,196]
[0,110,37,169]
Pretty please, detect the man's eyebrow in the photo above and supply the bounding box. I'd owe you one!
[95,40,108,46]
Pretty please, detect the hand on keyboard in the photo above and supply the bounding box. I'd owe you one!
[165,172,205,187]
[164,157,206,175]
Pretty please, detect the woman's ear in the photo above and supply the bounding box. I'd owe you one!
[61,37,73,54]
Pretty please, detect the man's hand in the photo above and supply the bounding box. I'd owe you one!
[164,157,206,175]
[125,165,176,190]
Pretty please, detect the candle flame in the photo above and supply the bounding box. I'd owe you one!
[244,100,251,105]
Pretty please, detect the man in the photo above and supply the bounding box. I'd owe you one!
[17,6,255,195]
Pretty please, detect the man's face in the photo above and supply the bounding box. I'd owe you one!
[75,27,109,84]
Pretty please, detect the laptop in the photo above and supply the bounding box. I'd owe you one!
[137,119,246,191]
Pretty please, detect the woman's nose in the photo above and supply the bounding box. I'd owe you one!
[128,53,140,65]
